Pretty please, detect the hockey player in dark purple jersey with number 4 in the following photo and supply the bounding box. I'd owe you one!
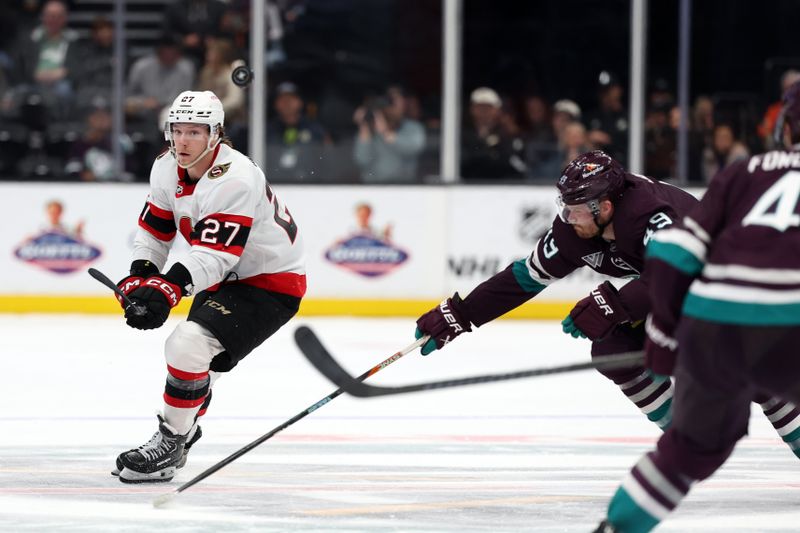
[415,150,800,461]
[593,82,800,533]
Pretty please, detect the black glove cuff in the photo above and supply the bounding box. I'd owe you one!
[600,281,628,314]
[163,262,194,296]
[130,260,159,278]
[450,292,473,329]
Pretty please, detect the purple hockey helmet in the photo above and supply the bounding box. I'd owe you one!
[775,80,800,147]
[556,150,626,206]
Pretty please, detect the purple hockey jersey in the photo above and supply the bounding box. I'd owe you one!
[459,174,698,327]
[646,150,800,327]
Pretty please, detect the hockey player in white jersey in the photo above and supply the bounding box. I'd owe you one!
[111,90,306,483]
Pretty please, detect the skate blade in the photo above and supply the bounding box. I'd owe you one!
[118,466,176,484]
[111,468,119,476]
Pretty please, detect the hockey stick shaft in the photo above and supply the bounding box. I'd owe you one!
[87,268,147,316]
[153,327,428,507]
[296,326,644,397]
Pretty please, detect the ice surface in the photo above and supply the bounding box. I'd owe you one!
[1,315,799,532]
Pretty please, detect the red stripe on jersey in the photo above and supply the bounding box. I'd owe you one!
[167,365,209,381]
[146,202,173,219]
[212,213,253,226]
[139,201,176,241]
[138,218,176,241]
[207,272,307,297]
[163,393,207,408]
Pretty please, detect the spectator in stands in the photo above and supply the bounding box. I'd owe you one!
[353,85,426,183]
[585,70,628,165]
[529,120,591,180]
[74,16,116,109]
[552,99,581,142]
[164,0,229,68]
[266,81,330,182]
[522,94,554,144]
[125,35,195,154]
[758,69,800,150]
[527,98,579,179]
[702,123,749,182]
[555,122,592,173]
[197,38,246,124]
[644,96,676,180]
[692,95,715,140]
[10,0,80,118]
[461,86,526,181]
[668,104,705,183]
[65,98,133,182]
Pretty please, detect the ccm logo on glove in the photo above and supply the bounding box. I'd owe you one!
[145,277,180,307]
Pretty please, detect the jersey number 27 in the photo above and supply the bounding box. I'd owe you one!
[266,184,298,243]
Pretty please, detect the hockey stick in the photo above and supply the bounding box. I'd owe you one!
[152,329,429,508]
[296,326,644,397]
[87,268,147,316]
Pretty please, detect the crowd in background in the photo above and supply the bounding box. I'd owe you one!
[0,0,794,184]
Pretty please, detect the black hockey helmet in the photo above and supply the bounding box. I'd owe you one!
[775,80,800,147]
[556,150,626,206]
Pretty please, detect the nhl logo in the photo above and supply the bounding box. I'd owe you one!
[518,204,553,245]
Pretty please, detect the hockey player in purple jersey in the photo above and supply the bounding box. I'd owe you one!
[415,150,800,457]
[594,82,800,532]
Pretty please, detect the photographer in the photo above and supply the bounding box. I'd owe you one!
[353,86,426,183]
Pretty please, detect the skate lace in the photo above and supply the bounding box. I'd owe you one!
[137,430,174,461]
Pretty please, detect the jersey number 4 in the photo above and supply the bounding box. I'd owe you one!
[743,170,800,232]
[266,184,298,243]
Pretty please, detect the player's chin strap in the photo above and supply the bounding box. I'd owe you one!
[587,198,612,237]
[166,125,221,170]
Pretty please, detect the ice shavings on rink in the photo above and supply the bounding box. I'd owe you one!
[1,315,799,531]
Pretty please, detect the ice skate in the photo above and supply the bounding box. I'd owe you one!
[592,521,618,533]
[112,423,202,477]
[115,414,187,484]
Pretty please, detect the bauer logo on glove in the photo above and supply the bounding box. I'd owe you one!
[415,293,472,355]
[563,281,631,341]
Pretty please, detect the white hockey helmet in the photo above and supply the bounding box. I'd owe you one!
[164,90,225,169]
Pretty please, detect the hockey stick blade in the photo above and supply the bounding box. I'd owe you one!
[297,327,644,397]
[152,327,427,507]
[87,267,147,316]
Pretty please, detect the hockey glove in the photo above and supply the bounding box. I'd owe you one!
[644,314,679,376]
[125,263,192,330]
[116,260,159,309]
[415,293,472,355]
[563,281,630,341]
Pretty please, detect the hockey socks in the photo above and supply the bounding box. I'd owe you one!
[756,395,800,458]
[164,365,210,434]
[617,369,674,430]
[605,452,693,533]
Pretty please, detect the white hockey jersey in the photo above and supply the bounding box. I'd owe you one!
[132,143,306,297]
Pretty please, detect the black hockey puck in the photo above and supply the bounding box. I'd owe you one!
[232,65,253,88]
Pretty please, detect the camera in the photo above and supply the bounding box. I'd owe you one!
[363,96,391,125]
